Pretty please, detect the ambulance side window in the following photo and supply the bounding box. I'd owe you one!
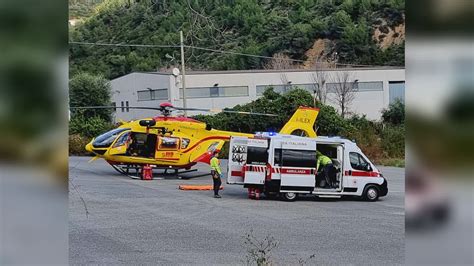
[282,149,316,168]
[274,149,282,165]
[349,152,370,171]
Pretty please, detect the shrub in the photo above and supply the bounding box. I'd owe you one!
[69,115,114,138]
[381,124,405,158]
[69,72,112,121]
[69,134,92,156]
[315,104,349,136]
[382,99,405,125]
[344,115,384,162]
[242,230,279,266]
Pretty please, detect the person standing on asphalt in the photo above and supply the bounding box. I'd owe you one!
[210,151,222,198]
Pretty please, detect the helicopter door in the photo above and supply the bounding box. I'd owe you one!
[155,136,180,161]
[227,137,248,184]
[108,131,131,156]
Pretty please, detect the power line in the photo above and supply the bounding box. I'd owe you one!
[69,41,382,67]
[69,41,301,62]
[69,41,179,48]
[184,45,306,63]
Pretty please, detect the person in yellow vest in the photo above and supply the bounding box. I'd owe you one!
[317,151,335,188]
[210,151,222,198]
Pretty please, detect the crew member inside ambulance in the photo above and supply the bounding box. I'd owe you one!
[210,151,223,198]
[316,151,336,188]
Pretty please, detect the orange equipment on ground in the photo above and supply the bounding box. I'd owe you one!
[142,165,153,180]
[179,185,224,191]
[247,188,261,200]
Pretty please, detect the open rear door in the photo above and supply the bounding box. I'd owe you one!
[243,138,269,186]
[227,137,248,184]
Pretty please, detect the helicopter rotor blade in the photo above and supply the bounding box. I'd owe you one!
[171,106,278,117]
[71,106,278,117]
[171,106,212,112]
[70,106,162,111]
[219,110,278,117]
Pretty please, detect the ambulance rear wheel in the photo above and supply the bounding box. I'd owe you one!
[363,185,379,202]
[282,192,297,201]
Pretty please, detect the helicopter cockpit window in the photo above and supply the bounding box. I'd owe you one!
[181,138,190,149]
[93,128,129,148]
[112,131,131,148]
[159,137,179,150]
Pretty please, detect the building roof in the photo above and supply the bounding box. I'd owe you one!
[141,66,405,76]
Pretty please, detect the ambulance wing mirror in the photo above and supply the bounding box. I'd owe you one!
[365,164,372,172]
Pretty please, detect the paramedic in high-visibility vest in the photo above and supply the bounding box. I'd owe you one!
[317,151,335,188]
[210,151,222,198]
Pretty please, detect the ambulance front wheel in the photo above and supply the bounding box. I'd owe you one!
[363,185,379,202]
[282,192,297,201]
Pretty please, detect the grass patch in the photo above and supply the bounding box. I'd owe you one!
[377,158,405,167]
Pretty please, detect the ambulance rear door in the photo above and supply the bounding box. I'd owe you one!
[243,138,269,186]
[227,137,248,184]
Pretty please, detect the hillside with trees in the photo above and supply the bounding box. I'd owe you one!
[69,0,105,19]
[69,0,405,79]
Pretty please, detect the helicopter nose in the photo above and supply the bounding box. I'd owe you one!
[85,142,93,153]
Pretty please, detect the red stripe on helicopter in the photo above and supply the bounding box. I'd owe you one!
[344,170,380,177]
[182,136,230,153]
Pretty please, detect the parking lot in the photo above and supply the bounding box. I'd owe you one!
[69,156,404,265]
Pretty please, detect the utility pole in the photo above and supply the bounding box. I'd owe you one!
[180,30,187,117]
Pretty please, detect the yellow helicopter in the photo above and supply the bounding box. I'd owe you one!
[73,102,319,178]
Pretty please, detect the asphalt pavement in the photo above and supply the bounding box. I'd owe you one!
[69,157,404,265]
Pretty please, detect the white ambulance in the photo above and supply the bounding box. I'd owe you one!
[227,133,388,201]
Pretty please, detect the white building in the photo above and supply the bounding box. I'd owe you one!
[111,67,405,121]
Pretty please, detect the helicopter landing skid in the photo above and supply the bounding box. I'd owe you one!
[110,164,206,180]
[110,164,142,179]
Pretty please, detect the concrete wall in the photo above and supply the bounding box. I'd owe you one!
[111,68,404,121]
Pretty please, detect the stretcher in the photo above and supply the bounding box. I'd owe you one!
[178,185,224,190]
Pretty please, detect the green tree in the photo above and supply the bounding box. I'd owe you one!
[69,0,405,78]
[69,72,112,121]
[328,10,352,37]
[69,115,114,138]
[381,99,405,125]
[194,88,349,137]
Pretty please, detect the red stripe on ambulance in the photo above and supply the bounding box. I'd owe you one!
[231,171,244,177]
[345,170,380,177]
[245,165,266,172]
